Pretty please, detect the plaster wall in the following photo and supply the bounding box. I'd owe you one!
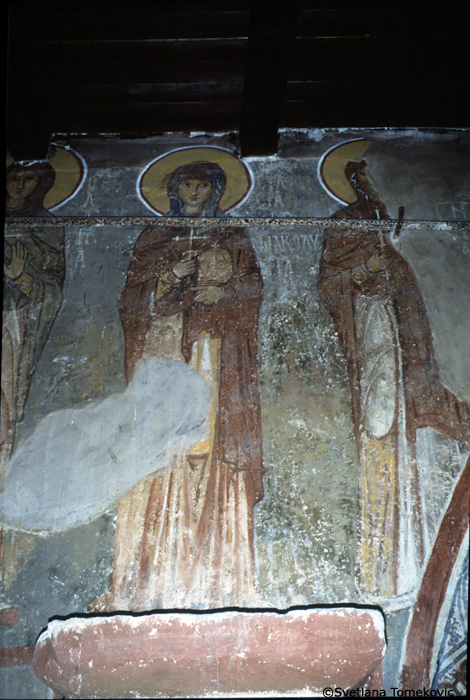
[2,128,469,698]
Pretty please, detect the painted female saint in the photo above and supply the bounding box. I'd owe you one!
[2,149,85,470]
[1,150,84,621]
[2,161,65,470]
[317,142,470,609]
[93,150,264,611]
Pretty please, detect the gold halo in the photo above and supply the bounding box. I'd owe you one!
[319,139,370,204]
[139,147,252,214]
[44,144,86,209]
[6,146,85,211]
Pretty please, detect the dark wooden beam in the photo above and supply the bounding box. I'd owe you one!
[7,93,53,163]
[6,0,248,159]
[296,6,466,40]
[240,0,300,156]
[17,6,250,41]
[33,101,243,135]
[7,2,51,161]
[283,77,470,128]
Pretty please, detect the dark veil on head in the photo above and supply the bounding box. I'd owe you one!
[5,161,56,216]
[344,159,389,218]
[167,161,227,217]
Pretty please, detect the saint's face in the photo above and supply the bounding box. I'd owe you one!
[177,178,212,214]
[6,170,40,206]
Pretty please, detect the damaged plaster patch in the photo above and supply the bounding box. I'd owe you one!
[0,356,210,532]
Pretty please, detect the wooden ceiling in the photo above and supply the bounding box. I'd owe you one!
[7,0,469,161]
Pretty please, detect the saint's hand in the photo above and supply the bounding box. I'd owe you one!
[366,254,388,272]
[173,256,197,279]
[193,285,224,305]
[351,263,370,283]
[4,241,28,280]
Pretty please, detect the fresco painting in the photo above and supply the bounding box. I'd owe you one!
[318,141,470,609]
[1,131,469,696]
[430,540,468,694]
[90,152,264,610]
[0,354,211,532]
[2,147,85,471]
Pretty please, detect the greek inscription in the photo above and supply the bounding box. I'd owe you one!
[257,231,322,256]
[435,201,470,220]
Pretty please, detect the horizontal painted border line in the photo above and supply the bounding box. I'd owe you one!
[4,217,470,232]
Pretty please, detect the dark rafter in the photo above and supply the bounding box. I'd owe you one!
[5,0,469,162]
[7,3,52,161]
[240,1,300,156]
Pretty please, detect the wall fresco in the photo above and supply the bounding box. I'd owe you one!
[89,152,264,611]
[317,142,470,610]
[1,130,469,697]
[2,147,85,470]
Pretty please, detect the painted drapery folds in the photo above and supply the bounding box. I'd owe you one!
[1,131,469,697]
[2,147,85,471]
[92,153,264,610]
[317,145,470,609]
[1,149,84,626]
[2,162,65,471]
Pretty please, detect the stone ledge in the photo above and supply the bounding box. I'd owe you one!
[32,607,386,698]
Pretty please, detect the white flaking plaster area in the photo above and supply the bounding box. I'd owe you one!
[0,356,211,532]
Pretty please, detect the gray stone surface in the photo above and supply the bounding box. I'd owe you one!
[0,665,51,700]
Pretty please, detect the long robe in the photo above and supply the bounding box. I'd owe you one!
[1,225,65,470]
[104,223,263,610]
[318,198,470,606]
